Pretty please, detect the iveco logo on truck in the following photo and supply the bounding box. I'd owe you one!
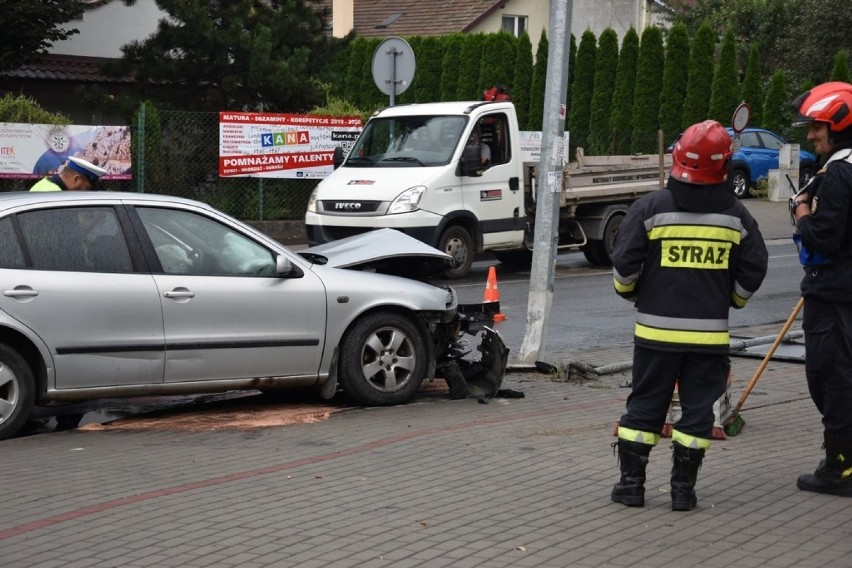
[335,202,362,210]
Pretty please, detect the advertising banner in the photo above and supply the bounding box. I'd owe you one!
[0,123,131,180]
[219,112,363,179]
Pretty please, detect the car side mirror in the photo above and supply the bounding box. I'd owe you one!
[276,254,303,278]
[333,147,345,170]
[457,144,483,177]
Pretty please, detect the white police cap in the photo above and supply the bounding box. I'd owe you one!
[66,156,107,183]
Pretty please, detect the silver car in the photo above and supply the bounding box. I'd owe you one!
[0,192,507,440]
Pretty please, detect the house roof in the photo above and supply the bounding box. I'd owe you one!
[0,55,133,84]
[353,0,504,38]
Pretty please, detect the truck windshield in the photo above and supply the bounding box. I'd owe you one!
[345,115,467,168]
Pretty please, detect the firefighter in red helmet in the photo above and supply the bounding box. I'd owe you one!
[789,81,852,497]
[609,120,768,510]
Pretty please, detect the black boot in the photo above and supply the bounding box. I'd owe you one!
[797,432,852,497]
[611,440,652,507]
[671,442,704,511]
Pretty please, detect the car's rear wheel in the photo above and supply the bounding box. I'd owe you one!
[0,344,35,441]
[731,167,750,199]
[438,225,474,279]
[338,311,428,406]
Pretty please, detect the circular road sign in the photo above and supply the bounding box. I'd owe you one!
[371,37,416,98]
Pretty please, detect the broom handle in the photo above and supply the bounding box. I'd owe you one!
[731,296,805,414]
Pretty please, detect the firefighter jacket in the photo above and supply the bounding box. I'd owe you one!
[796,147,852,302]
[612,178,769,353]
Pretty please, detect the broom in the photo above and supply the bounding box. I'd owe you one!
[723,297,804,436]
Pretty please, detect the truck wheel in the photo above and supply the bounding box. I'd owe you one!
[582,214,622,267]
[338,311,428,406]
[731,167,750,199]
[0,344,35,441]
[438,226,473,279]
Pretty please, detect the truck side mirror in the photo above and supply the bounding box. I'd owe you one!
[457,144,483,177]
[333,146,345,169]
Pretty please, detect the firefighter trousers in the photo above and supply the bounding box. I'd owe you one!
[620,346,728,439]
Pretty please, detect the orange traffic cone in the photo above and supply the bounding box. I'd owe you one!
[483,266,506,322]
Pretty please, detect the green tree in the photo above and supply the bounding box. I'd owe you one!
[610,28,640,155]
[740,43,764,127]
[708,28,740,124]
[776,0,852,85]
[111,0,341,112]
[344,38,371,108]
[512,32,534,129]
[587,29,619,155]
[568,30,597,154]
[762,70,788,134]
[457,34,486,100]
[440,34,465,102]
[0,93,69,124]
[396,36,422,105]
[359,38,384,111]
[565,33,577,121]
[1,1,83,71]
[527,30,549,131]
[658,23,691,145]
[830,50,851,83]
[631,26,665,154]
[681,21,716,128]
[479,32,517,95]
[413,36,443,103]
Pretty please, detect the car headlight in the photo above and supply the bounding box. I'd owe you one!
[306,187,319,213]
[388,186,426,214]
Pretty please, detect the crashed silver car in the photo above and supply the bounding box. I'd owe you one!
[0,192,507,440]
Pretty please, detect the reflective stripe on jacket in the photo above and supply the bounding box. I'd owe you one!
[611,184,768,353]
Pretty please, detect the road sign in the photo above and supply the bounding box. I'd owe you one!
[371,37,416,105]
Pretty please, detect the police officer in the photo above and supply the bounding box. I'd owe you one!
[790,81,852,497]
[30,156,106,192]
[610,120,768,510]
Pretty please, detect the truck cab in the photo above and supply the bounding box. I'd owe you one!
[305,101,527,278]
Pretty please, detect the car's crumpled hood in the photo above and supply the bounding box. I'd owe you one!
[298,228,452,277]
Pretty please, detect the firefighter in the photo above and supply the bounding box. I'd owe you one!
[30,156,106,192]
[789,81,852,497]
[610,120,768,510]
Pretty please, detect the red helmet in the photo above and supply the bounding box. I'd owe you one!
[791,81,852,143]
[671,120,733,185]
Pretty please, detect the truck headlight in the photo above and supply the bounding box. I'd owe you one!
[388,186,426,214]
[306,187,318,213]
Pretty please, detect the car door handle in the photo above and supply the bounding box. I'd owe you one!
[163,289,195,299]
[4,288,38,298]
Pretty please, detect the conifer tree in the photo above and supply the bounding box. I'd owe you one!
[527,30,549,132]
[762,70,788,134]
[479,32,517,95]
[359,38,384,111]
[658,22,691,146]
[457,34,486,100]
[681,21,716,128]
[440,34,465,102]
[630,26,665,154]
[565,33,577,122]
[568,30,597,155]
[587,29,619,155]
[413,36,443,103]
[344,38,371,108]
[830,50,851,83]
[396,36,422,105]
[610,28,639,155]
[709,28,740,124]
[512,32,534,129]
[740,44,764,127]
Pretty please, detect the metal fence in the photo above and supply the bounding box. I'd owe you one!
[0,109,316,221]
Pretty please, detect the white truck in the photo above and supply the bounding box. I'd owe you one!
[305,100,671,278]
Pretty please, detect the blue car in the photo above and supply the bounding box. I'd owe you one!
[727,127,816,199]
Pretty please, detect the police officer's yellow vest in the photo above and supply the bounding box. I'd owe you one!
[30,178,62,192]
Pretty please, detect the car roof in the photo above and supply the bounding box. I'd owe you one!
[0,191,214,214]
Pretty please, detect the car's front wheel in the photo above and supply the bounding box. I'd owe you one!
[338,311,429,406]
[0,344,35,441]
[730,167,750,199]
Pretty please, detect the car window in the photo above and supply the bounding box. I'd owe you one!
[757,131,783,151]
[739,132,761,148]
[136,207,277,276]
[17,207,132,273]
[0,217,25,268]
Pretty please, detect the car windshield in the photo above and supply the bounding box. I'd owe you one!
[344,115,467,168]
